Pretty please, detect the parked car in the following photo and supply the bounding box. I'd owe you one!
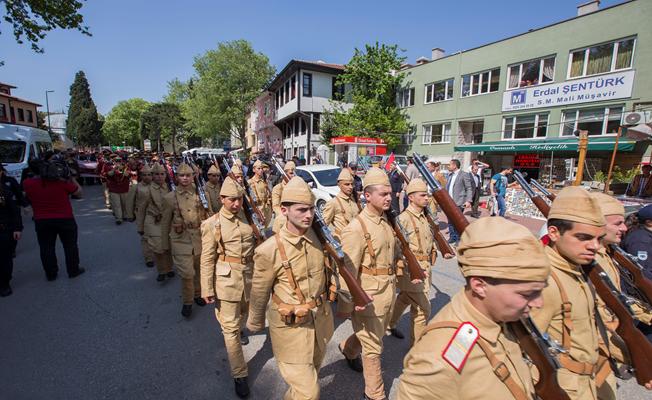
[367,154,408,170]
[76,154,100,185]
[295,165,341,212]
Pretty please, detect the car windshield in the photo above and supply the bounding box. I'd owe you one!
[312,168,341,186]
[0,140,26,163]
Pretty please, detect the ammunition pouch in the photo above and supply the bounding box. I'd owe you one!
[154,214,162,223]
[172,223,184,234]
[272,293,326,325]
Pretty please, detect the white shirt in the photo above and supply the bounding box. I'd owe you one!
[448,170,459,197]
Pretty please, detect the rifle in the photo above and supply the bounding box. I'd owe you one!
[271,158,372,309]
[219,157,267,245]
[413,152,568,400]
[513,170,551,218]
[160,155,176,192]
[531,179,557,202]
[183,154,210,213]
[393,163,456,259]
[230,155,267,225]
[582,261,652,386]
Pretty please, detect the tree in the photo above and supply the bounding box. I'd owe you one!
[1,0,90,55]
[321,43,410,149]
[140,102,184,154]
[66,71,102,147]
[103,98,151,147]
[184,40,275,150]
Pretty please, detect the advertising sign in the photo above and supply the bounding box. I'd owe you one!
[143,139,151,151]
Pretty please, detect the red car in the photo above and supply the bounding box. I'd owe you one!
[76,154,100,185]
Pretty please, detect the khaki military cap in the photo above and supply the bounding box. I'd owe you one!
[234,158,243,167]
[281,177,315,205]
[140,165,152,174]
[590,192,625,217]
[207,165,220,175]
[363,167,390,189]
[220,176,244,197]
[406,178,427,195]
[231,164,243,176]
[253,160,265,168]
[548,187,605,226]
[458,217,550,282]
[177,163,194,175]
[284,161,296,171]
[151,163,165,174]
[337,168,354,182]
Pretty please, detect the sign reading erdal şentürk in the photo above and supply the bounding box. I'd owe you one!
[502,70,635,112]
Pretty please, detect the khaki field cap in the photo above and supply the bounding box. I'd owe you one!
[140,165,152,174]
[281,177,315,205]
[337,168,354,182]
[590,192,625,217]
[363,167,390,189]
[253,160,265,168]
[231,164,243,176]
[548,186,606,226]
[207,165,220,175]
[220,176,244,198]
[406,178,427,195]
[234,158,243,167]
[151,163,165,174]
[284,160,296,171]
[177,163,194,175]
[457,217,550,282]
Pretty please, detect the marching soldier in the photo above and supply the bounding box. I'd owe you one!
[247,177,334,400]
[322,168,359,238]
[135,165,155,268]
[204,164,222,215]
[271,160,296,233]
[387,178,436,344]
[338,167,397,400]
[248,160,272,225]
[106,156,131,225]
[231,164,245,185]
[200,176,255,398]
[124,155,141,221]
[161,163,207,318]
[397,217,549,399]
[136,163,174,282]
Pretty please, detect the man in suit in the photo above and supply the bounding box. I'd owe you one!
[389,163,404,214]
[446,159,472,244]
[626,164,652,198]
[469,163,482,218]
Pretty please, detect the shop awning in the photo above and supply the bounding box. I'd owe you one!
[454,137,636,153]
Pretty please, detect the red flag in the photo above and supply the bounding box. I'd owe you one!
[384,152,395,171]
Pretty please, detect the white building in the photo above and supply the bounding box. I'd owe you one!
[267,60,352,162]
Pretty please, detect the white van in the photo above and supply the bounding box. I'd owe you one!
[0,123,53,183]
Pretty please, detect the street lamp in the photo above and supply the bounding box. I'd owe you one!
[45,90,54,135]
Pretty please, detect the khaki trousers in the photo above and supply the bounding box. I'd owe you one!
[215,297,248,378]
[153,251,173,274]
[388,290,432,345]
[177,255,201,304]
[125,183,137,220]
[141,236,154,263]
[109,192,128,221]
[102,182,110,207]
[277,335,327,400]
[596,371,616,400]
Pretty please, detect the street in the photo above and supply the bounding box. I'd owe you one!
[0,185,647,399]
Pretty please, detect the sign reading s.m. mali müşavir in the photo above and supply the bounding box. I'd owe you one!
[502,70,635,112]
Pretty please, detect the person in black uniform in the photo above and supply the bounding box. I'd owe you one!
[0,181,23,297]
[1,164,27,258]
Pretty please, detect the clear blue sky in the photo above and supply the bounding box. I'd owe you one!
[1,0,623,115]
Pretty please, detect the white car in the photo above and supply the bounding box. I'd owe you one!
[295,165,341,212]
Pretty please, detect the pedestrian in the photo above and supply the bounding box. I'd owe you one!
[489,166,513,218]
[134,165,155,268]
[445,159,472,244]
[23,159,85,281]
[161,163,207,317]
[247,177,334,400]
[626,164,652,198]
[622,204,652,276]
[469,163,482,218]
[388,163,403,213]
[248,160,272,226]
[201,176,256,398]
[0,182,22,297]
[396,217,549,399]
[338,167,397,400]
[106,156,131,224]
[204,164,222,215]
[347,162,363,194]
[271,160,296,233]
[1,163,27,258]
[322,168,360,238]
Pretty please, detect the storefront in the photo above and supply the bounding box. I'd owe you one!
[330,136,387,165]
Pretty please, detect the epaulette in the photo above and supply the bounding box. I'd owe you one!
[441,322,480,373]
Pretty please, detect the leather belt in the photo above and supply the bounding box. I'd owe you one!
[361,265,395,276]
[415,254,430,262]
[185,222,200,229]
[218,255,253,264]
[272,291,328,309]
[558,354,597,376]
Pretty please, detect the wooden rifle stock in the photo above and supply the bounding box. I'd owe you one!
[582,262,652,385]
[531,196,551,218]
[386,210,427,281]
[431,190,469,233]
[609,245,652,305]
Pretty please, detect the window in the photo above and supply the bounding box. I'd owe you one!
[291,75,296,100]
[17,108,24,121]
[462,68,500,97]
[561,106,623,136]
[425,79,454,103]
[0,104,6,119]
[264,101,270,116]
[398,88,415,108]
[503,114,548,139]
[0,140,26,163]
[27,110,33,123]
[422,123,451,144]
[332,77,345,101]
[568,38,635,78]
[508,58,554,89]
[303,73,312,97]
[284,81,290,104]
[275,91,280,109]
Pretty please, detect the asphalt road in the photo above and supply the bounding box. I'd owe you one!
[0,185,647,399]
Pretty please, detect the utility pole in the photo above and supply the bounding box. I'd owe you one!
[573,130,589,186]
[45,90,54,135]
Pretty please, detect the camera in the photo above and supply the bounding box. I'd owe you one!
[39,159,72,181]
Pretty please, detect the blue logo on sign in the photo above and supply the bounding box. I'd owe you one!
[510,90,526,105]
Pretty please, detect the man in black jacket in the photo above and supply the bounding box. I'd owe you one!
[0,182,23,297]
[388,163,404,214]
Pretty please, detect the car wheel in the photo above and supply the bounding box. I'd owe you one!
[317,199,326,214]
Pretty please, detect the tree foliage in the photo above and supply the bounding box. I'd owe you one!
[140,102,184,153]
[102,98,150,147]
[66,71,102,147]
[0,0,90,54]
[321,43,410,149]
[184,40,275,149]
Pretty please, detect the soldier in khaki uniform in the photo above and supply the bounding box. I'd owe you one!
[388,178,436,344]
[204,164,222,215]
[397,217,548,400]
[271,161,296,233]
[200,177,255,398]
[135,165,155,268]
[248,160,272,226]
[231,164,244,185]
[137,163,175,281]
[322,168,360,238]
[338,167,397,400]
[247,177,334,400]
[161,163,207,317]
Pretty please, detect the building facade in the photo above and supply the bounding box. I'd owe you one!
[267,60,352,162]
[402,0,651,183]
[253,91,283,156]
[0,82,41,128]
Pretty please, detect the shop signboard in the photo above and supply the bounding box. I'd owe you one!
[502,70,635,112]
[514,154,540,168]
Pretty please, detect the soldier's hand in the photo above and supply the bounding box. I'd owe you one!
[203,296,215,304]
[645,380,652,390]
[443,253,455,259]
[410,279,423,284]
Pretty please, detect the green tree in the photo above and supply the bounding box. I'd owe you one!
[66,70,102,146]
[102,98,150,147]
[1,0,90,56]
[321,43,410,149]
[185,39,275,149]
[140,102,184,154]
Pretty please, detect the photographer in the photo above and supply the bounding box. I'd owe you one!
[23,158,85,281]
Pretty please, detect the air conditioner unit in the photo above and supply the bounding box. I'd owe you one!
[623,111,651,126]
